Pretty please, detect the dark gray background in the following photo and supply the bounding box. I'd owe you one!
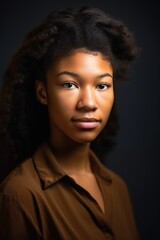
[1,0,159,239]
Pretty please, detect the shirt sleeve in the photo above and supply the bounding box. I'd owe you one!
[0,193,42,240]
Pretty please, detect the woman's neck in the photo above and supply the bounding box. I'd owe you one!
[48,135,92,173]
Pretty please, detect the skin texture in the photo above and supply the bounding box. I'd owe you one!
[36,50,114,145]
[36,50,114,172]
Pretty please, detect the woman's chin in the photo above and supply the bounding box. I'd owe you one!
[72,132,100,144]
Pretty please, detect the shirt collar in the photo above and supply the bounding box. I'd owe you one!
[32,142,112,189]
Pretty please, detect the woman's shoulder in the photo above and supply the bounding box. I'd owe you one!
[106,168,126,185]
[0,158,40,199]
[103,166,130,195]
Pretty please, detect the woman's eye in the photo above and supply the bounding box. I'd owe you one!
[96,84,109,90]
[63,82,77,89]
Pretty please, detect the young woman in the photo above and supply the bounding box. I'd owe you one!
[0,7,140,240]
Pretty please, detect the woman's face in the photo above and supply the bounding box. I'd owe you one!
[36,50,114,145]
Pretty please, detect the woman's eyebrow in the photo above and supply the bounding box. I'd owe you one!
[97,73,113,79]
[56,71,79,78]
[55,71,113,79]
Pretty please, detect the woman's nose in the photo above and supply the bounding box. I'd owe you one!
[76,87,98,112]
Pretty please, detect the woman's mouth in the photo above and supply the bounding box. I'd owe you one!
[71,117,101,129]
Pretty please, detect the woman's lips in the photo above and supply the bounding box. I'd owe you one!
[72,118,100,129]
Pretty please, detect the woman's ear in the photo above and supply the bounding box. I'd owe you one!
[35,80,48,105]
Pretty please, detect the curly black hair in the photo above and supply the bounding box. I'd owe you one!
[0,7,139,180]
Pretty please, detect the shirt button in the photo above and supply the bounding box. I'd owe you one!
[47,177,54,184]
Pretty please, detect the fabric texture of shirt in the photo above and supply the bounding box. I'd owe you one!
[0,142,140,240]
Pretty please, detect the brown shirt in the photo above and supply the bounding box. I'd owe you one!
[0,143,139,240]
